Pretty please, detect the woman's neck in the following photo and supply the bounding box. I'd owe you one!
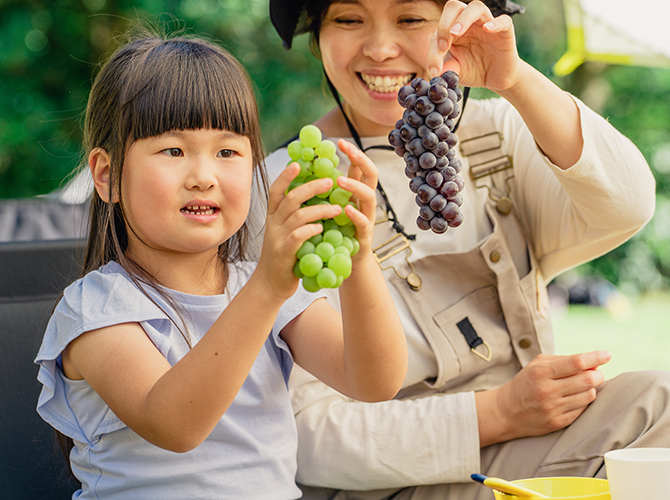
[314,105,392,139]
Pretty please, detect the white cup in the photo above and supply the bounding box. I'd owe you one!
[604,447,670,500]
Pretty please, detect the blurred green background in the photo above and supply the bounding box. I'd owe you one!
[1,0,670,307]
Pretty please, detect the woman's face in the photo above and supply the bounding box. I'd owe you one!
[319,0,443,136]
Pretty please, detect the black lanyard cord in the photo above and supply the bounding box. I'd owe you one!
[324,71,416,241]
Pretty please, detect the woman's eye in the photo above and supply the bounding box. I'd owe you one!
[400,17,425,26]
[333,17,361,25]
[162,148,183,157]
[218,149,235,158]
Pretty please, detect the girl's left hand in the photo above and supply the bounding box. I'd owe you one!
[336,139,379,256]
[427,0,522,93]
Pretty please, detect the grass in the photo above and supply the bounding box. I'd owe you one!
[552,291,670,380]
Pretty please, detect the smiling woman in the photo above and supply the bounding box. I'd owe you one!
[264,1,670,499]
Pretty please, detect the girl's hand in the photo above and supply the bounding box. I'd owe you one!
[336,139,379,256]
[257,162,342,298]
[427,0,522,93]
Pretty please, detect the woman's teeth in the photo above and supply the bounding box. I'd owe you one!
[360,73,414,93]
[182,205,215,215]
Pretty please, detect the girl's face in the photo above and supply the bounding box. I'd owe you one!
[121,128,254,262]
[319,0,442,136]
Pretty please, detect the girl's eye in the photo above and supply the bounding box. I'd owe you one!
[162,148,183,157]
[218,149,235,158]
[333,17,361,25]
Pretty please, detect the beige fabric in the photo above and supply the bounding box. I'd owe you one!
[262,95,658,494]
[314,371,670,500]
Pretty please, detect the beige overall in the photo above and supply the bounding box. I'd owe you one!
[302,114,670,500]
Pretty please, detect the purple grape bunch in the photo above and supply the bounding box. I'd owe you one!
[388,71,464,234]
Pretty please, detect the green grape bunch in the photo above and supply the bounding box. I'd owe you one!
[286,125,360,293]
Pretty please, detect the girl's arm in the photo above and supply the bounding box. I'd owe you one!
[428,0,583,169]
[281,140,408,402]
[62,166,343,453]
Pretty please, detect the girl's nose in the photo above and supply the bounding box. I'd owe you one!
[186,160,217,191]
[361,25,401,62]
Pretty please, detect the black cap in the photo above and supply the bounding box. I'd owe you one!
[270,0,525,50]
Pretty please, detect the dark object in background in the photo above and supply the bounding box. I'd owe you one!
[0,239,84,499]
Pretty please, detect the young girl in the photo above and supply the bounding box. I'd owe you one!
[34,32,407,499]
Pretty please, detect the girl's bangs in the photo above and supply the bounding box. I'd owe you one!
[125,39,257,141]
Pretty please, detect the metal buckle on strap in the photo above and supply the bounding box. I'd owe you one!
[461,131,515,215]
[372,233,422,291]
[471,340,493,362]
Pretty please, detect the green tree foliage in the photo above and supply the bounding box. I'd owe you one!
[1,0,668,292]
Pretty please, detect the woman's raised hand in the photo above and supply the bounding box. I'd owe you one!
[427,0,522,93]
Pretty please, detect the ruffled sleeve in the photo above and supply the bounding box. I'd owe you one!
[34,263,171,442]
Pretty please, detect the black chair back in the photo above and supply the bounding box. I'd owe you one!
[0,239,85,499]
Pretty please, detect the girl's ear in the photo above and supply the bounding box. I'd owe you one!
[89,148,118,203]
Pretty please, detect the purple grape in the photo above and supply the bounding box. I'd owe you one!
[454,174,465,191]
[435,124,450,141]
[411,77,430,96]
[400,123,418,142]
[443,70,459,88]
[407,138,426,157]
[430,216,448,234]
[404,94,418,110]
[398,85,414,107]
[432,141,449,158]
[419,151,437,169]
[428,83,448,103]
[430,76,448,88]
[435,99,454,117]
[404,167,416,178]
[417,184,437,204]
[449,157,462,173]
[448,212,464,228]
[449,102,460,120]
[409,176,426,193]
[394,146,406,158]
[446,133,458,148]
[440,181,459,199]
[435,156,449,169]
[407,111,423,128]
[421,132,439,150]
[416,216,431,231]
[449,193,464,207]
[388,129,404,148]
[440,166,457,182]
[441,201,460,221]
[425,111,444,129]
[426,170,444,189]
[429,194,448,212]
[395,119,404,129]
[414,96,435,116]
[419,204,435,221]
[405,155,421,173]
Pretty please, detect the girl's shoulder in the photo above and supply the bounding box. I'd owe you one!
[36,261,168,363]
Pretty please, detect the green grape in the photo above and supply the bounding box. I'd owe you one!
[329,168,342,183]
[335,275,344,287]
[301,147,315,162]
[302,275,322,293]
[340,236,354,255]
[328,253,352,279]
[286,178,304,193]
[315,241,335,263]
[333,210,351,226]
[298,253,323,277]
[339,222,356,238]
[329,187,351,207]
[296,241,315,259]
[315,186,333,199]
[315,139,336,159]
[323,219,339,233]
[293,260,304,279]
[297,159,312,178]
[287,140,303,161]
[334,245,350,256]
[323,229,344,247]
[308,233,323,245]
[316,267,338,288]
[331,154,340,168]
[313,157,334,178]
[299,124,322,149]
[350,238,360,256]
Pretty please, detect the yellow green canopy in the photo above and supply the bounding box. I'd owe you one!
[554,0,670,76]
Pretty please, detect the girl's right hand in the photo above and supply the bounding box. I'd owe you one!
[256,162,342,298]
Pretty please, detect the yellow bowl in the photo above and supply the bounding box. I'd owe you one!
[492,477,610,499]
